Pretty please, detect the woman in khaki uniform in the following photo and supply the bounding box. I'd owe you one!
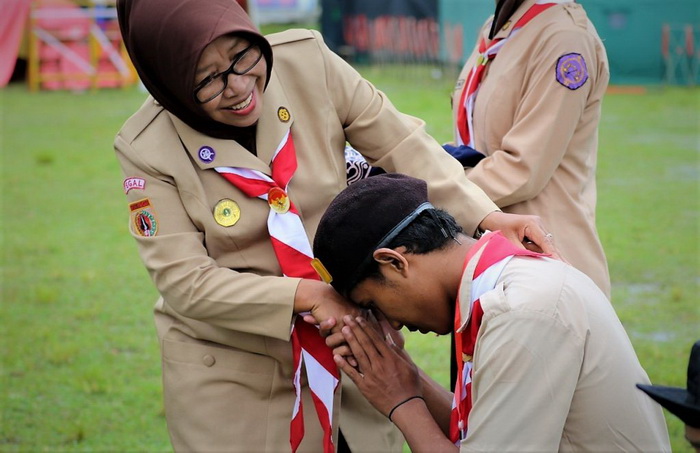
[449,0,611,297]
[115,0,558,451]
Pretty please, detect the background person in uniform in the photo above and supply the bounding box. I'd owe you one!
[444,0,611,297]
[312,173,671,452]
[114,0,559,451]
[637,340,700,453]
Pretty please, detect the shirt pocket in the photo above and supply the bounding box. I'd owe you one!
[162,328,277,378]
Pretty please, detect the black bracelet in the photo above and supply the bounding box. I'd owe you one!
[388,395,425,422]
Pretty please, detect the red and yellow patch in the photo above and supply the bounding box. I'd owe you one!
[129,198,158,237]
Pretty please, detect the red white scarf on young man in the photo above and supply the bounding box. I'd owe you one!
[455,0,568,147]
[450,231,543,444]
[215,129,339,453]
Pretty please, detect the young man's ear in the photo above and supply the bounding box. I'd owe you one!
[373,248,409,275]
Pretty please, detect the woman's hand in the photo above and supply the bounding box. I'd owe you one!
[334,315,421,417]
[294,280,362,335]
[478,211,564,260]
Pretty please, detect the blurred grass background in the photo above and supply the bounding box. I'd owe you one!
[1,57,698,451]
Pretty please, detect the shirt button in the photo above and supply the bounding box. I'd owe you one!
[202,354,216,367]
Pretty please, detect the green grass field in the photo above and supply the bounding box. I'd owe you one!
[1,67,698,452]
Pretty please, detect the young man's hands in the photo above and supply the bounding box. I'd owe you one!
[333,315,420,417]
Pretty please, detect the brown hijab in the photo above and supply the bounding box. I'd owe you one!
[117,0,273,140]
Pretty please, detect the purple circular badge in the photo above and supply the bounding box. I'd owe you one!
[198,146,216,163]
[556,53,588,90]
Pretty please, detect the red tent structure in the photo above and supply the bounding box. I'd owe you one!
[1,0,250,91]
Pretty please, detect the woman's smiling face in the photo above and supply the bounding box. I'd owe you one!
[195,34,267,128]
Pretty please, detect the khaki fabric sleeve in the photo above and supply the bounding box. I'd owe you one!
[466,28,600,207]
[311,30,498,234]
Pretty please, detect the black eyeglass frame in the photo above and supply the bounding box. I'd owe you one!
[193,43,263,104]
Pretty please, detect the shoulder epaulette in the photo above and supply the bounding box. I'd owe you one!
[266,29,317,47]
[119,97,165,144]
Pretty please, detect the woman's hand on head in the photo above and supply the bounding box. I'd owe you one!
[478,211,565,261]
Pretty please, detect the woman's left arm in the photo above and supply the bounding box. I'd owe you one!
[313,31,560,255]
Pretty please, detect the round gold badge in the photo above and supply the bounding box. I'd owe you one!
[267,187,290,214]
[277,106,291,123]
[213,199,241,227]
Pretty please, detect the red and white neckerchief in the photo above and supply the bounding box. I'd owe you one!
[455,0,567,147]
[215,129,339,453]
[450,231,543,444]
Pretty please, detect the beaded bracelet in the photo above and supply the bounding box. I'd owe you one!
[388,395,425,422]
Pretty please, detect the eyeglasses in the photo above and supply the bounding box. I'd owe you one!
[193,43,263,104]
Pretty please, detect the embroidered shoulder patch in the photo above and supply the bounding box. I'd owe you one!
[123,177,146,194]
[129,198,158,237]
[555,53,588,90]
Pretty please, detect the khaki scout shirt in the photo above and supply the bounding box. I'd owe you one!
[115,29,497,452]
[452,1,611,297]
[458,256,671,452]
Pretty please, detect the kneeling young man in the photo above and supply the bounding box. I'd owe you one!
[312,173,671,452]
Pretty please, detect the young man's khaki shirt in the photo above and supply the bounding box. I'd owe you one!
[457,255,671,451]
